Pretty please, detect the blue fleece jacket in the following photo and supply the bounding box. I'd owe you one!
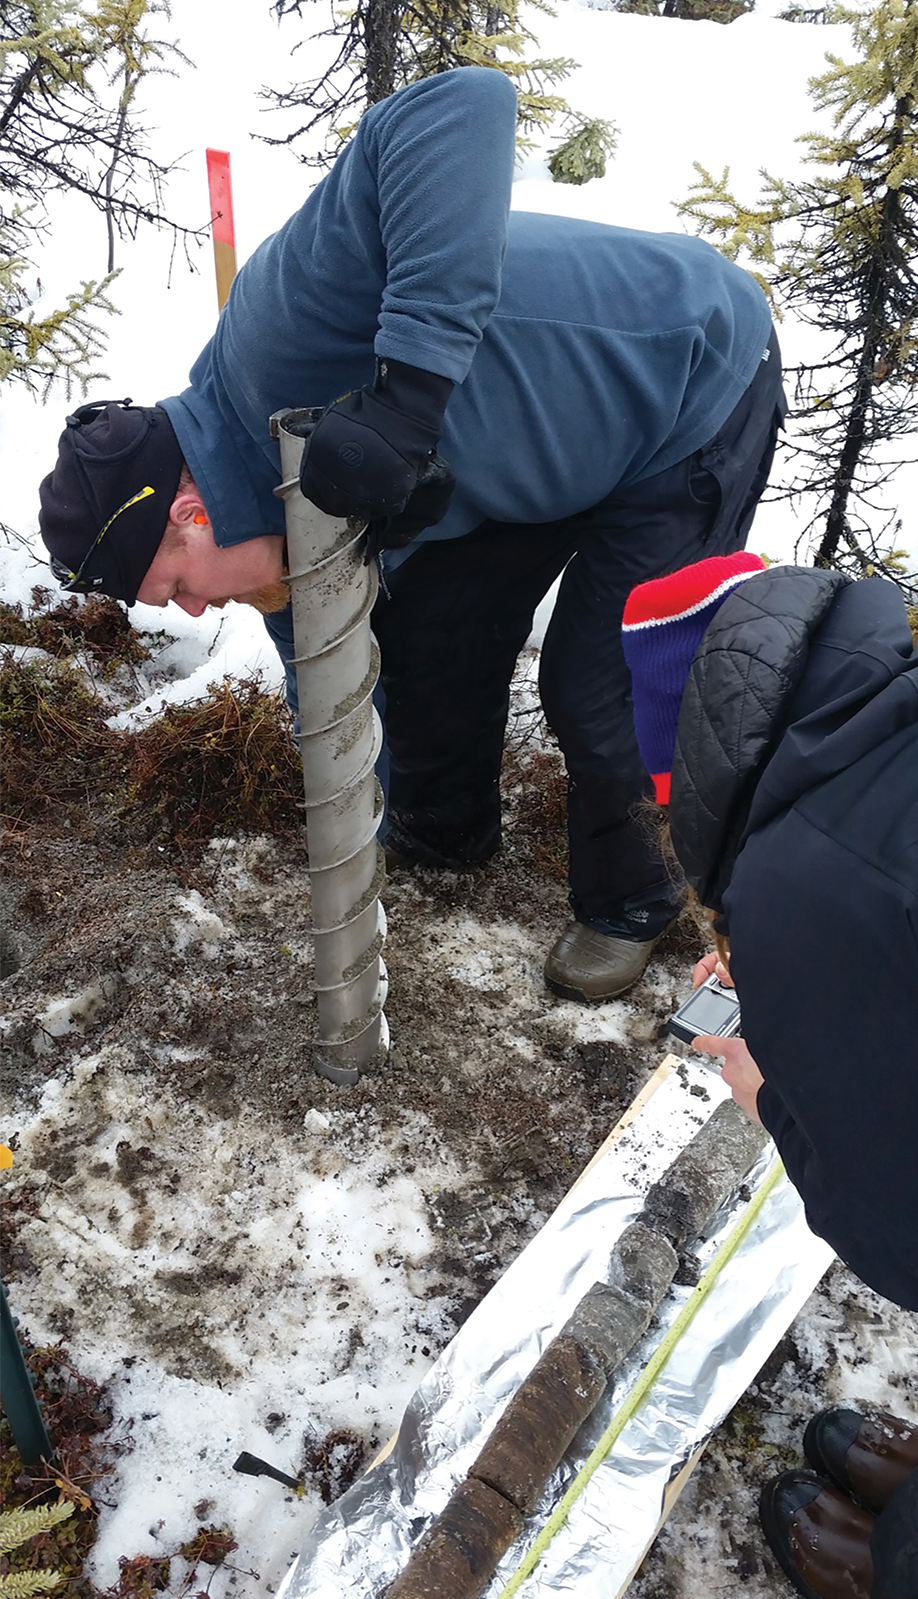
[160,66,772,555]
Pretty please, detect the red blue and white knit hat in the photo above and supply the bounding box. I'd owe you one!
[622,551,766,804]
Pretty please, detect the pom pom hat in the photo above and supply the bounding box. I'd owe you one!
[622,551,767,804]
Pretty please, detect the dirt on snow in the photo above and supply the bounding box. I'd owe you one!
[2,623,916,1598]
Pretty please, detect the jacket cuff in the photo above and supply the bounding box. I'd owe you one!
[376,357,454,430]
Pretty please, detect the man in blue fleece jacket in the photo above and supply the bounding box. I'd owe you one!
[38,65,786,1001]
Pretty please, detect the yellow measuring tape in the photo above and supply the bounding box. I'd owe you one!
[494,1156,785,1599]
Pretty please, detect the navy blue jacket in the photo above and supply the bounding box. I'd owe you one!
[673,568,918,1308]
[159,66,772,559]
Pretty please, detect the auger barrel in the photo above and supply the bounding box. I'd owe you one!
[271,408,388,1086]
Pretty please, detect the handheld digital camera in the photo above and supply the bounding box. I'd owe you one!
[668,973,742,1047]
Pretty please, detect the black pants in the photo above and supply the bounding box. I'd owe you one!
[373,333,787,931]
[872,1465,918,1598]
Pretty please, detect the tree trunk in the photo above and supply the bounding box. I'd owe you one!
[364,0,400,104]
[815,129,906,567]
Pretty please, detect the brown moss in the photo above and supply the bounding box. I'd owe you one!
[0,653,117,827]
[0,592,165,673]
[301,1427,368,1504]
[123,676,302,844]
[501,745,569,882]
[0,1333,110,1596]
[2,646,302,848]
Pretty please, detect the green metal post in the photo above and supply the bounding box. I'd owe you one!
[0,1280,54,1466]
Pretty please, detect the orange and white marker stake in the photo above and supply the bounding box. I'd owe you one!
[206,148,237,311]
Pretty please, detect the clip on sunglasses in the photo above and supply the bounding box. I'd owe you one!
[51,484,156,594]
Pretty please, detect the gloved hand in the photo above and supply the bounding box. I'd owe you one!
[300,357,454,523]
[363,452,456,563]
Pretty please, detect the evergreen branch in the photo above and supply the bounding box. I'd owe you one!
[1,1502,74,1557]
[259,0,577,165]
[677,0,918,583]
[0,1573,65,1598]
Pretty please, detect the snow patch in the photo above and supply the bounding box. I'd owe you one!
[172,891,236,957]
[31,979,119,1055]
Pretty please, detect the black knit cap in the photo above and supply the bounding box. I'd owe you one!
[38,400,184,606]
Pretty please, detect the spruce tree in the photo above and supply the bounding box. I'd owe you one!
[1,0,192,394]
[259,0,576,166]
[679,0,918,598]
[611,0,753,23]
[548,112,618,185]
[777,5,830,21]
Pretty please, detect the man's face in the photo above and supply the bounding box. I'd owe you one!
[136,524,288,616]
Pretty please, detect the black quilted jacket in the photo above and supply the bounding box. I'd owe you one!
[671,566,918,1309]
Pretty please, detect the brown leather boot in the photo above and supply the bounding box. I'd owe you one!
[804,1407,918,1515]
[759,1472,875,1599]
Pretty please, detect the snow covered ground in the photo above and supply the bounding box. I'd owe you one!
[2,1,917,1595]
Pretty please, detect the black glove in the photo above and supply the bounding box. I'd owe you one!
[363,452,456,563]
[300,358,454,523]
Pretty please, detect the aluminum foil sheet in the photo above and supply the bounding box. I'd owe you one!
[277,1057,834,1599]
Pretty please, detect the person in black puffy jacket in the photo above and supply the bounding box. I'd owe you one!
[621,550,918,1599]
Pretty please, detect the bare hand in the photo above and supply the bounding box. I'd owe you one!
[691,1034,764,1125]
[692,950,734,990]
